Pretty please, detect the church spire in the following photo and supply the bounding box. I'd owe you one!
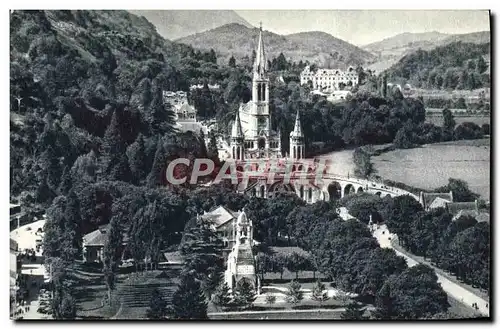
[253,23,267,77]
[231,110,244,138]
[291,110,303,137]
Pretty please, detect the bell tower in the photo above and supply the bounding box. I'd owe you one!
[251,23,270,136]
[289,110,305,160]
[231,110,245,161]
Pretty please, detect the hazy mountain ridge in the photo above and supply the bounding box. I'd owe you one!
[176,24,376,68]
[129,10,253,41]
[364,31,490,73]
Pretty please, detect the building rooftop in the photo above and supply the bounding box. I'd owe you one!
[421,192,453,208]
[83,225,128,247]
[201,205,241,229]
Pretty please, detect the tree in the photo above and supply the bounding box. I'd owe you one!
[442,108,456,140]
[127,133,147,184]
[311,280,330,307]
[286,252,307,279]
[58,165,72,195]
[341,301,368,320]
[394,126,414,149]
[375,264,449,319]
[101,109,126,178]
[53,291,77,319]
[233,280,257,309]
[481,123,490,135]
[147,80,176,136]
[146,139,167,187]
[476,56,487,74]
[435,178,479,202]
[170,274,208,319]
[265,294,277,306]
[211,282,232,311]
[146,288,167,319]
[103,216,122,304]
[285,280,303,305]
[61,191,82,262]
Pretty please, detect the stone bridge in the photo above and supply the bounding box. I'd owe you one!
[237,173,420,204]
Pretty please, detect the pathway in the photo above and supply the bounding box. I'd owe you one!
[373,224,489,317]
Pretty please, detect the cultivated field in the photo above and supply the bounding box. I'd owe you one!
[371,139,490,200]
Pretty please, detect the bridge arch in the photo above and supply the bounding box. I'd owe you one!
[268,181,295,197]
[375,191,382,197]
[327,181,342,201]
[344,184,356,196]
[357,186,364,193]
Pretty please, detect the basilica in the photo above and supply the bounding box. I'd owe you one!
[229,25,305,161]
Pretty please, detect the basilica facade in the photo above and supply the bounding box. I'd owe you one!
[230,25,304,161]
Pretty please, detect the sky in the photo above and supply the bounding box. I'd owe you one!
[235,10,490,46]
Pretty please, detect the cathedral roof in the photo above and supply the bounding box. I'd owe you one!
[253,25,267,78]
[290,110,303,138]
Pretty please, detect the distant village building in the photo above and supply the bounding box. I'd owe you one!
[162,90,206,134]
[300,65,359,91]
[189,83,220,91]
[419,191,488,222]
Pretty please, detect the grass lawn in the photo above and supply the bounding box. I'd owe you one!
[73,264,182,320]
[371,139,490,200]
[72,264,121,319]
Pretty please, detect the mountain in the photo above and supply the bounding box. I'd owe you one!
[129,10,253,41]
[363,31,490,73]
[176,24,376,68]
[384,41,490,90]
[363,31,450,53]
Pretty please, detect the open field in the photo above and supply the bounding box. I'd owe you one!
[371,139,490,200]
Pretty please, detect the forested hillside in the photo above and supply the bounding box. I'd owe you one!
[384,42,490,90]
[9,10,223,213]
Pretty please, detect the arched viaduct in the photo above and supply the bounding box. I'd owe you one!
[238,173,420,204]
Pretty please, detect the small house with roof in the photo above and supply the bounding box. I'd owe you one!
[82,225,128,263]
[419,191,454,211]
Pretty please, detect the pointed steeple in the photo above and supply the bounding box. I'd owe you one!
[291,110,303,137]
[231,110,244,138]
[253,23,267,77]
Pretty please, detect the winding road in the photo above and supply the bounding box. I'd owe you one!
[373,224,489,317]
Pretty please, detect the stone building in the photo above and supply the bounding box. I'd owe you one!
[300,65,359,91]
[229,25,304,161]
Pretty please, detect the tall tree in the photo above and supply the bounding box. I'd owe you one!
[211,282,232,311]
[101,109,126,178]
[146,139,167,188]
[58,165,73,195]
[103,216,122,304]
[170,274,208,319]
[228,56,236,68]
[147,79,176,136]
[285,280,304,305]
[311,279,330,307]
[146,288,167,319]
[233,280,257,310]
